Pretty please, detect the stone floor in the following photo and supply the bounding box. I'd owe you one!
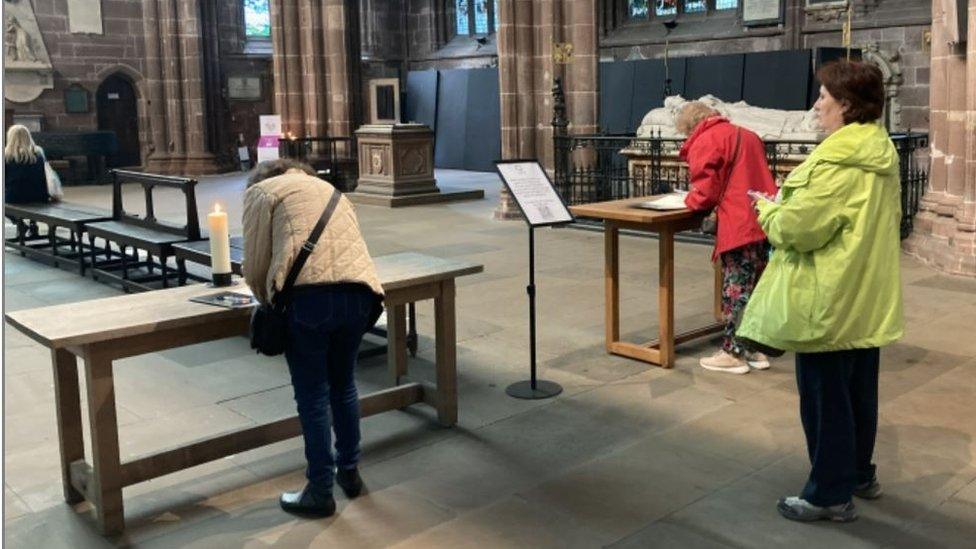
[4,169,976,548]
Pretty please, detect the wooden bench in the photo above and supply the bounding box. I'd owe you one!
[85,170,203,292]
[5,252,483,535]
[4,202,113,275]
[171,236,420,358]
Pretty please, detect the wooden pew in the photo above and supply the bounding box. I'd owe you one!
[4,202,113,275]
[84,170,203,291]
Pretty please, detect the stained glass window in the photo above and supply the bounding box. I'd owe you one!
[684,0,706,13]
[630,0,649,19]
[474,0,489,34]
[456,0,470,35]
[715,0,739,9]
[655,0,677,17]
[243,0,271,37]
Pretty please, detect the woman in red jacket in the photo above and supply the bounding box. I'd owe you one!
[676,102,779,374]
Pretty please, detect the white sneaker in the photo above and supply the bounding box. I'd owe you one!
[699,350,750,374]
[746,351,770,370]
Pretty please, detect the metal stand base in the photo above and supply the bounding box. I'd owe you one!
[505,380,562,400]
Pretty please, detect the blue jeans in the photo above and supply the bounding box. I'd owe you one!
[284,284,379,493]
[795,348,880,507]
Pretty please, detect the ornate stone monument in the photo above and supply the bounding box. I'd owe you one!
[625,95,826,188]
[636,94,824,141]
[4,0,54,103]
[349,123,484,207]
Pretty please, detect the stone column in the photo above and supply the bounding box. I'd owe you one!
[324,0,362,138]
[143,0,219,175]
[905,0,975,276]
[142,0,170,171]
[495,0,598,220]
[960,0,976,232]
[270,0,361,139]
[271,0,325,136]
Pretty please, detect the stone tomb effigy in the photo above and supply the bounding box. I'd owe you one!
[621,95,825,189]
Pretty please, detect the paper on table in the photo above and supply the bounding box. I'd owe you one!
[190,291,257,309]
[634,192,689,211]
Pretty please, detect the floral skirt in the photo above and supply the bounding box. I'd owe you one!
[720,240,770,356]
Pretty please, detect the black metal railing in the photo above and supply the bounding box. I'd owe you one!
[891,132,929,239]
[279,136,359,192]
[553,132,929,239]
[550,80,929,239]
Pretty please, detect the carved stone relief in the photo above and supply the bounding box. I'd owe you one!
[397,145,428,177]
[365,144,389,176]
[859,42,904,131]
[3,0,54,103]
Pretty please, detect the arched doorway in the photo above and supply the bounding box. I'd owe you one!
[97,73,141,167]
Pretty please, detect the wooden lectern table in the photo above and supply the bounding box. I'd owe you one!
[570,197,724,369]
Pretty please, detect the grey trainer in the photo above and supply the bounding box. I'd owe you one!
[777,496,858,522]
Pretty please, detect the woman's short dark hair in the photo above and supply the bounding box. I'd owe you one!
[816,60,885,125]
[247,159,317,187]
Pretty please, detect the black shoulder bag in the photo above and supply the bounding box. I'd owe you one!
[249,190,342,356]
[700,129,742,235]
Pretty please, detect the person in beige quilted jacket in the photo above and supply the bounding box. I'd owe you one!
[243,159,384,517]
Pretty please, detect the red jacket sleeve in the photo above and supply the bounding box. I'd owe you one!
[684,144,726,211]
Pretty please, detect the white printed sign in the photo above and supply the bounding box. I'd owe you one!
[495,161,573,227]
[259,115,282,137]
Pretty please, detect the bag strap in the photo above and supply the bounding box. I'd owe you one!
[715,128,742,206]
[274,190,342,307]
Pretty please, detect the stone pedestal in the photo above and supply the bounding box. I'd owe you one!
[348,124,484,207]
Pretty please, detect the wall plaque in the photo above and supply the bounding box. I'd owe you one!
[227,76,262,100]
[67,0,103,34]
[64,84,90,113]
[743,0,783,26]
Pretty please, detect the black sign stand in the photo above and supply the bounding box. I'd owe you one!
[495,160,574,400]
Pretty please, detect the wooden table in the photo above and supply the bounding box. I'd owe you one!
[570,197,723,369]
[171,236,419,357]
[5,252,482,535]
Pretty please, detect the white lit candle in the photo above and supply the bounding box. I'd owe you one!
[208,203,232,285]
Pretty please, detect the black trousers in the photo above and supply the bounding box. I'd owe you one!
[795,347,880,507]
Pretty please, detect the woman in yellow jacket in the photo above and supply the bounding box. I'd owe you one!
[737,61,903,522]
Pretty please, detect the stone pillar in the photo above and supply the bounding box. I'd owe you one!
[143,0,219,175]
[495,0,598,220]
[905,0,975,276]
[270,0,361,140]
[961,0,976,232]
[324,0,362,138]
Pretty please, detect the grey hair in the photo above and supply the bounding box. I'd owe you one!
[675,101,720,136]
[247,159,317,187]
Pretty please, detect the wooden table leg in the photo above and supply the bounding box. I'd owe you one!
[604,222,620,352]
[434,280,457,426]
[83,347,125,535]
[386,303,408,385]
[713,260,724,322]
[52,349,85,504]
[658,229,675,368]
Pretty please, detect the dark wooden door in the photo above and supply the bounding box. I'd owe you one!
[97,74,141,168]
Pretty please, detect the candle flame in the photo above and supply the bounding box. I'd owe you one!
[214,203,222,213]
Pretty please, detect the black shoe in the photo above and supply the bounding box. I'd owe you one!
[735,336,786,358]
[279,484,336,517]
[853,478,883,499]
[336,468,364,498]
